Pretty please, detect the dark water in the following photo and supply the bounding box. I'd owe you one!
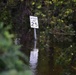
[21,35,76,75]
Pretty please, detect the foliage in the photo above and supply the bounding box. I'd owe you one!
[0,22,32,75]
[32,0,75,34]
[0,0,75,40]
[55,43,76,67]
[0,0,76,75]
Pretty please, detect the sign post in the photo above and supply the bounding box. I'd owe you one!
[30,16,39,40]
[34,28,37,40]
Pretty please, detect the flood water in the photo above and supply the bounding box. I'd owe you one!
[21,34,76,75]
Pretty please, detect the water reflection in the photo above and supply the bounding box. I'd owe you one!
[29,40,39,75]
[21,34,76,75]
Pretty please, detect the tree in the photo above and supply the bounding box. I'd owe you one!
[0,22,32,75]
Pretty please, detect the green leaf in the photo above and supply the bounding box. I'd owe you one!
[0,22,4,29]
[32,2,35,5]
[37,5,41,9]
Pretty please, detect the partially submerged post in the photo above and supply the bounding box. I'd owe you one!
[30,16,39,40]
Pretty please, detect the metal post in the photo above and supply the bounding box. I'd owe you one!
[34,40,37,49]
[34,28,37,40]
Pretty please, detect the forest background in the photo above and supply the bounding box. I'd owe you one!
[0,0,76,75]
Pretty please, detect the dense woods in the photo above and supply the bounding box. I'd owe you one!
[0,0,76,75]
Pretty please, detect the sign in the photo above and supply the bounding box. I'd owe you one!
[30,16,39,28]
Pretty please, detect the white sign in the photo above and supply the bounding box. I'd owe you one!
[30,16,39,28]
